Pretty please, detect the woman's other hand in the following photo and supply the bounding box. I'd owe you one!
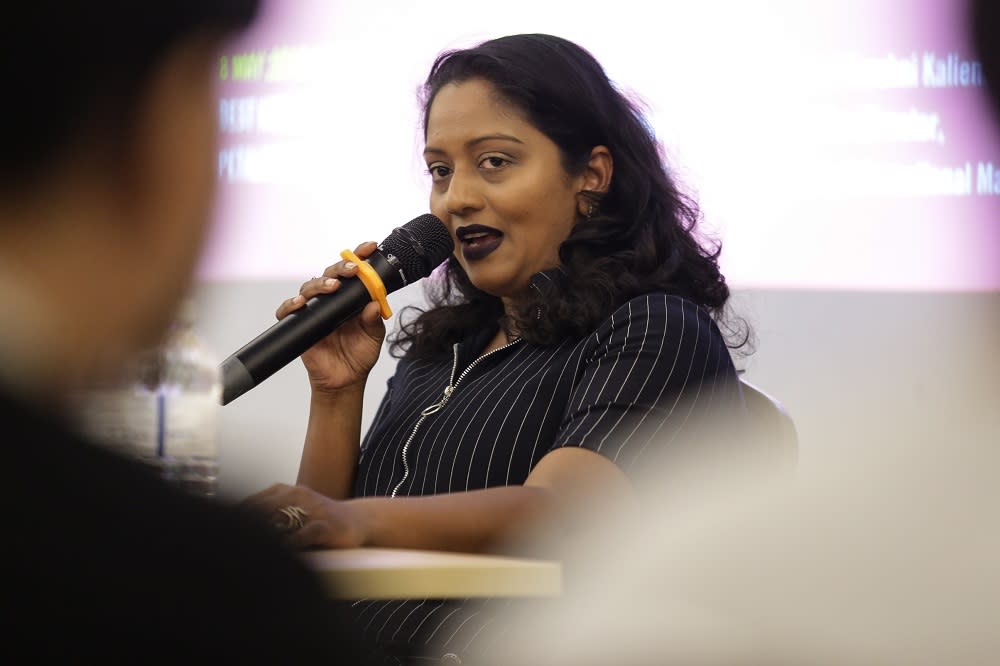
[275,241,386,395]
[243,483,369,550]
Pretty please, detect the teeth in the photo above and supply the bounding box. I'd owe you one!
[463,232,491,241]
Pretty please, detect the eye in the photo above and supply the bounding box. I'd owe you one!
[426,163,451,181]
[479,155,510,170]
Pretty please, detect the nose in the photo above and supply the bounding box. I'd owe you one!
[442,167,484,218]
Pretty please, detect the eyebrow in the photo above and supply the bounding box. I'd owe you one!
[423,133,524,156]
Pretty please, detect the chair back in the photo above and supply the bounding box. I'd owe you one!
[740,378,798,468]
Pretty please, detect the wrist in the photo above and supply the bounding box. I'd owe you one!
[345,497,381,547]
[309,380,366,404]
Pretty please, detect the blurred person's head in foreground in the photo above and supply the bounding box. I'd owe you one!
[1,6,370,663]
[0,1,257,400]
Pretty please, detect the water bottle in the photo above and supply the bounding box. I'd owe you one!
[156,299,222,497]
[72,299,222,497]
[71,348,163,464]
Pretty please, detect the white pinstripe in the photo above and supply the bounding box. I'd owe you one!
[410,372,496,494]
[492,341,572,484]
[574,302,634,440]
[363,366,440,494]
[582,299,651,451]
[441,611,481,648]
[364,363,444,495]
[445,365,522,491]
[390,600,428,641]
[348,294,742,657]
[374,600,410,642]
[371,363,445,492]
[464,350,544,490]
[612,295,685,462]
[571,322,610,413]
[359,381,396,464]
[427,347,530,494]
[678,327,723,450]
[461,614,496,652]
[422,606,464,644]
[597,294,668,454]
[562,306,631,445]
[593,295,665,452]
[362,598,396,634]
[643,308,713,463]
[407,600,448,643]
[359,295,737,495]
[509,343,578,483]
[629,298,703,465]
[432,345,530,492]
[352,598,385,626]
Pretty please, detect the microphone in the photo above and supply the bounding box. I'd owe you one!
[220,214,453,405]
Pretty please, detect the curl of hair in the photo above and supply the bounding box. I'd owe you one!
[391,34,749,360]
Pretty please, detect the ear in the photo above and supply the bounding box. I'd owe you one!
[576,145,613,217]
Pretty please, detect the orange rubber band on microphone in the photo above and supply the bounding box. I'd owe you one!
[340,249,392,319]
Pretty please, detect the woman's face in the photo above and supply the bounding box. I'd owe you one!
[424,78,585,300]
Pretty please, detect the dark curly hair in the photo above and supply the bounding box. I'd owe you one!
[391,33,747,360]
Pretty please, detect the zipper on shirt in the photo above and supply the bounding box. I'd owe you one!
[390,337,523,498]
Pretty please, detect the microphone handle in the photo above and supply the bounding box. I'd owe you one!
[221,252,404,405]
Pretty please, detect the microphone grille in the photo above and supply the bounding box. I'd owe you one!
[379,214,454,282]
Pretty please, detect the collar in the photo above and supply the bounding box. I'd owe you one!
[529,267,568,292]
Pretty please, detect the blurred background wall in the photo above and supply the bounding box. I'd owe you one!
[191,0,1000,497]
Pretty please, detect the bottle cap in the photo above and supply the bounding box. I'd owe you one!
[174,297,198,326]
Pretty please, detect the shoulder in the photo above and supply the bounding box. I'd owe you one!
[1,393,360,661]
[616,292,714,323]
[583,292,724,353]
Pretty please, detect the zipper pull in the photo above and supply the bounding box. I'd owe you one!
[420,385,454,416]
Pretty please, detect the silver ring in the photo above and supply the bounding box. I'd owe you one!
[277,505,308,532]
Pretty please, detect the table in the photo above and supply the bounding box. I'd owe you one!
[301,547,562,599]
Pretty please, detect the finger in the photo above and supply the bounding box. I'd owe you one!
[285,520,330,550]
[244,494,291,516]
[298,275,341,299]
[243,488,299,515]
[275,294,306,320]
[321,259,360,279]
[359,301,387,336]
[241,483,291,505]
[322,243,377,274]
[353,241,378,258]
[276,276,342,320]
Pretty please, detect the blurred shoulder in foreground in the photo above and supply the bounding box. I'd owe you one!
[0,2,363,661]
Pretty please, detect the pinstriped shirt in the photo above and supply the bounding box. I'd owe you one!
[356,292,743,497]
[349,292,747,661]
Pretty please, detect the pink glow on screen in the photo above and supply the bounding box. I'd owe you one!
[200,0,1000,291]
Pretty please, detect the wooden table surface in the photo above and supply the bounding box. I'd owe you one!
[301,547,562,599]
